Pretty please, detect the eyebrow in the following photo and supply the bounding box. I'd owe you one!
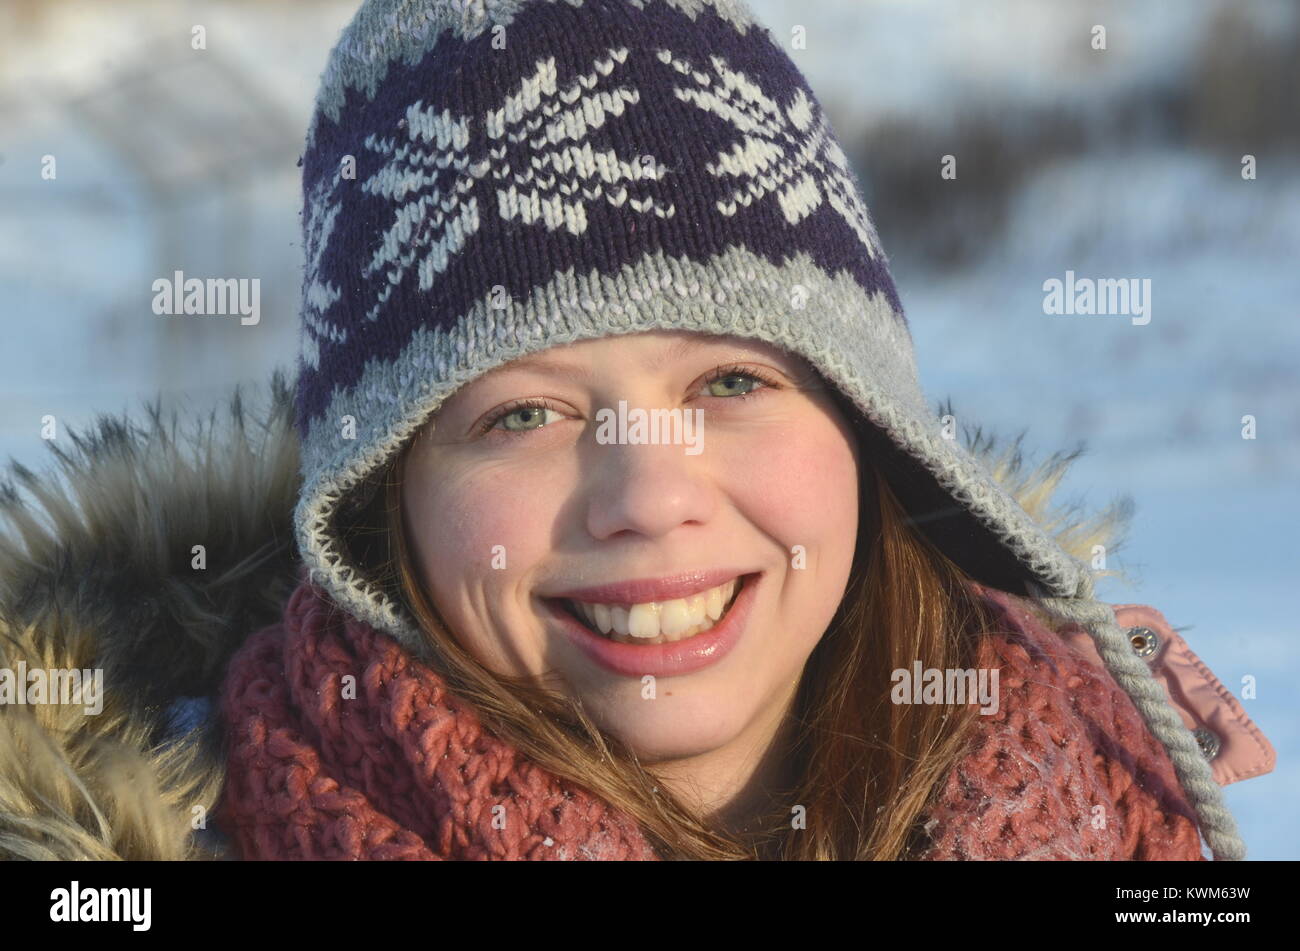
[491,335,738,381]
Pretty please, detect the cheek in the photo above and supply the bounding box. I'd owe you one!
[405,460,562,583]
[722,416,859,555]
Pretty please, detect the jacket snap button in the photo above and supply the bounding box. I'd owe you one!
[1127,626,1159,658]
[1193,727,1221,760]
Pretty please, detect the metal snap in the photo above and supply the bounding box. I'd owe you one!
[1193,727,1221,761]
[1127,626,1160,658]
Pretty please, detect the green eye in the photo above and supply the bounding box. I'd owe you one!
[706,372,765,398]
[497,404,559,432]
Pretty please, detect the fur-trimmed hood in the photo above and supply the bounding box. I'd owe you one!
[0,369,1272,860]
[0,371,301,860]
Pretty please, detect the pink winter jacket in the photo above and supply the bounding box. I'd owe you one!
[915,584,1275,859]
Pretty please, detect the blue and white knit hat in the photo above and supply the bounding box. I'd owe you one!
[291,0,1244,859]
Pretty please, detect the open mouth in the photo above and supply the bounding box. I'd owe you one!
[548,574,753,646]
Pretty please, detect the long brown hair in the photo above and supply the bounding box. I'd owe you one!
[372,415,1001,860]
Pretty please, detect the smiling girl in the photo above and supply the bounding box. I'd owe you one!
[0,0,1270,863]
[237,0,1254,861]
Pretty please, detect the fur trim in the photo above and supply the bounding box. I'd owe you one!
[0,371,1129,860]
[0,370,301,859]
[934,398,1134,583]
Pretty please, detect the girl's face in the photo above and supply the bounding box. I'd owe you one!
[400,330,861,773]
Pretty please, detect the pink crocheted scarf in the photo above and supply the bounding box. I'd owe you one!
[217,573,1205,860]
[217,574,658,859]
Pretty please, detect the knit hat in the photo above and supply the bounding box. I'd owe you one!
[291,0,1244,859]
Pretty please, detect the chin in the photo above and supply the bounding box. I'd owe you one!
[584,691,752,763]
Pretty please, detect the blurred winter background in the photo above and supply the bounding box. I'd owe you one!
[1,0,1295,858]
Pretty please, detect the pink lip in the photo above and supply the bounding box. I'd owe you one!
[542,568,754,605]
[541,573,761,678]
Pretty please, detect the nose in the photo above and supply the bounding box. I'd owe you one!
[583,438,718,542]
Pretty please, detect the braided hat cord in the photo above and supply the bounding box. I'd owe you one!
[1039,575,1246,861]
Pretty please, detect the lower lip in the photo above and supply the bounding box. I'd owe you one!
[542,574,760,678]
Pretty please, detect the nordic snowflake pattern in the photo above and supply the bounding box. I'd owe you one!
[350,46,675,324]
[300,42,889,371]
[663,48,884,258]
[300,173,347,371]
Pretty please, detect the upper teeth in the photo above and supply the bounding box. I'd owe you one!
[566,578,741,642]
